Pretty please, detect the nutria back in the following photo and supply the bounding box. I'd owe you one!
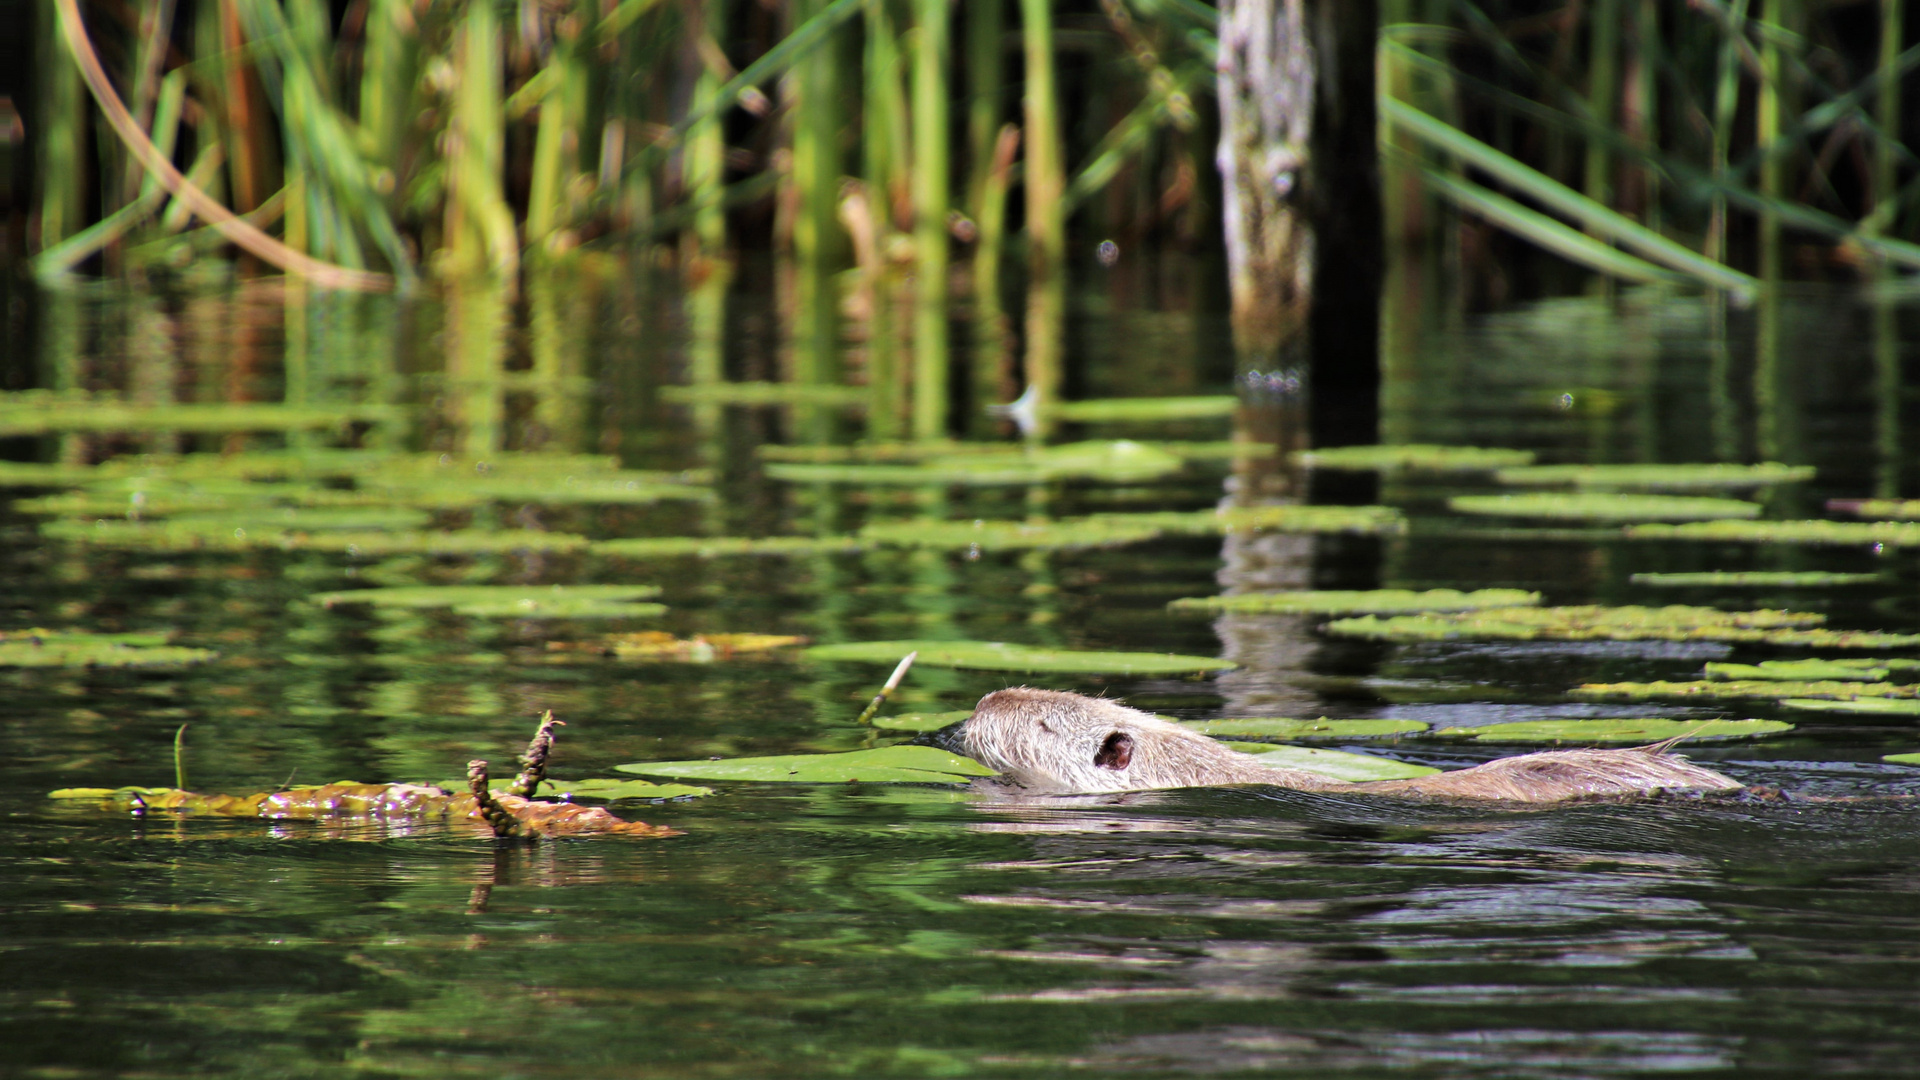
[959,688,1742,803]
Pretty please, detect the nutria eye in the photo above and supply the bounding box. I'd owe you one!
[1094,732,1133,771]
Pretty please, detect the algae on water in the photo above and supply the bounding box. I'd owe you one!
[1169,588,1540,616]
[1448,493,1762,522]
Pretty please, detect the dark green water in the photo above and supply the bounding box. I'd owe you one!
[6,263,1920,1078]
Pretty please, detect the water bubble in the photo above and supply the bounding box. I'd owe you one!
[1558,393,1576,410]
[1096,240,1120,267]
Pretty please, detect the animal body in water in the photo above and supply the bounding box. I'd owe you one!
[957,688,1743,803]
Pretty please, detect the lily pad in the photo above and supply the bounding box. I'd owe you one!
[1435,718,1793,743]
[0,392,398,435]
[1237,745,1441,782]
[1088,505,1408,537]
[803,640,1237,675]
[1047,396,1239,422]
[615,744,998,784]
[1827,499,1920,520]
[1448,493,1762,522]
[662,382,868,408]
[1884,752,1920,764]
[0,628,215,668]
[1572,680,1916,701]
[1704,658,1914,682]
[1628,520,1920,546]
[1784,698,1920,716]
[1324,606,1920,649]
[594,535,868,558]
[1169,588,1541,616]
[314,585,665,620]
[861,518,1165,552]
[1494,463,1814,490]
[766,440,1187,485]
[527,777,714,801]
[363,474,713,507]
[553,632,809,661]
[870,710,976,732]
[1630,571,1881,587]
[44,520,591,555]
[1179,718,1428,739]
[1293,444,1536,472]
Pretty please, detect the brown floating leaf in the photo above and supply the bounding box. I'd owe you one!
[552,631,809,661]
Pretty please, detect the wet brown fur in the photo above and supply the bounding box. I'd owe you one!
[959,688,1743,803]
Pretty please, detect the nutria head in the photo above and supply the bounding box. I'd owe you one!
[958,687,1340,793]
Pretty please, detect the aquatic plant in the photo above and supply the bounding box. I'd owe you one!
[313,585,666,619]
[1704,659,1919,682]
[758,440,1273,465]
[1572,680,1917,702]
[617,744,999,784]
[552,632,810,662]
[1293,445,1536,472]
[1091,505,1410,537]
[1786,699,1920,717]
[1448,493,1763,522]
[1046,397,1239,423]
[1230,745,1440,782]
[1630,572,1881,588]
[593,536,869,559]
[803,640,1237,675]
[860,518,1166,553]
[0,392,399,436]
[43,518,593,555]
[1435,718,1793,743]
[1828,499,1920,520]
[870,710,975,733]
[765,440,1188,486]
[663,384,869,408]
[1627,521,1920,546]
[0,628,215,668]
[1169,588,1541,616]
[1326,605,1920,649]
[1494,463,1815,490]
[1179,718,1428,739]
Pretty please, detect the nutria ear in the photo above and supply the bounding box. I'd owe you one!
[1094,731,1133,771]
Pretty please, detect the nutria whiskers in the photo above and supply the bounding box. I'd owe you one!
[957,688,1743,803]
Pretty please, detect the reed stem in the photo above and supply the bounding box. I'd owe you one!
[965,0,1004,223]
[1019,0,1065,274]
[912,0,952,439]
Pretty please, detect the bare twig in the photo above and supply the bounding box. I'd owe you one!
[853,652,918,726]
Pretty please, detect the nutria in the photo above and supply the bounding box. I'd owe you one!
[957,688,1743,803]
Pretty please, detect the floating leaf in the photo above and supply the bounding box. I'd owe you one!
[364,473,712,507]
[1180,718,1428,739]
[1630,571,1881,587]
[314,585,666,619]
[1089,505,1409,537]
[861,517,1165,552]
[1435,718,1793,742]
[1324,605,1920,649]
[0,628,214,668]
[594,535,868,558]
[552,631,809,661]
[1449,493,1762,522]
[0,392,398,435]
[1827,499,1920,520]
[1170,588,1541,616]
[44,520,591,555]
[1236,745,1441,782]
[45,782,679,835]
[1705,658,1915,682]
[1293,444,1536,472]
[1783,698,1920,716]
[803,640,1237,675]
[663,382,867,407]
[1628,520,1920,546]
[1494,463,1814,490]
[1046,396,1239,422]
[1884,752,1920,764]
[766,440,1186,486]
[871,710,976,732]
[0,461,116,487]
[1572,680,1917,701]
[616,744,997,784]
[532,777,714,801]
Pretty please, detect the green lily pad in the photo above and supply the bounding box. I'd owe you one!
[364,474,712,507]
[1237,745,1441,782]
[1047,396,1239,422]
[1572,680,1916,701]
[1827,499,1920,520]
[1169,588,1541,616]
[1180,718,1428,739]
[766,440,1187,486]
[803,640,1237,675]
[1628,520,1920,546]
[1784,698,1920,716]
[1324,606,1920,649]
[662,382,868,408]
[524,777,714,800]
[594,535,868,558]
[1704,658,1915,682]
[0,628,215,668]
[1883,752,1920,764]
[1630,571,1881,587]
[44,520,591,555]
[870,710,975,732]
[861,517,1166,552]
[1435,718,1793,743]
[1088,505,1409,537]
[314,585,664,614]
[1494,463,1814,490]
[1449,493,1762,522]
[615,744,998,784]
[0,392,398,435]
[1294,444,1536,472]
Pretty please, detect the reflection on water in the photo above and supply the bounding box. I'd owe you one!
[6,261,1920,1076]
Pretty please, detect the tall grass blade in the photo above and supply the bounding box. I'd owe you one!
[1416,163,1686,285]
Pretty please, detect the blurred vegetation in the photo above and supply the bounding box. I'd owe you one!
[11,0,1918,296]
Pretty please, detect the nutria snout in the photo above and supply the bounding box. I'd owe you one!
[958,687,1743,803]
